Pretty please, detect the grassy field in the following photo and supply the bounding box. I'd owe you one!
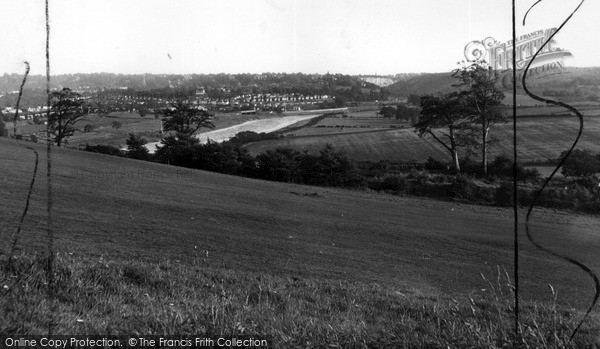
[1,138,600,345]
[246,114,600,164]
[66,111,285,148]
[247,127,447,162]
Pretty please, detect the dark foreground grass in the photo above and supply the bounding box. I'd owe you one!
[2,253,599,348]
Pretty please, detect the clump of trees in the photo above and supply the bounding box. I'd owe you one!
[377,104,419,122]
[558,149,600,177]
[255,145,362,187]
[415,62,506,174]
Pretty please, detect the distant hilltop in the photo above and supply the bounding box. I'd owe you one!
[358,73,423,87]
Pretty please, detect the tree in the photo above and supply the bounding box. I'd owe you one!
[377,105,396,118]
[453,62,506,175]
[415,92,477,173]
[559,149,600,177]
[0,118,6,137]
[48,88,89,146]
[161,101,214,138]
[126,133,149,160]
[138,108,148,118]
[395,103,419,122]
[111,121,122,130]
[83,124,94,133]
[407,94,421,106]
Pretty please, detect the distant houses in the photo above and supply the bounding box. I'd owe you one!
[2,106,49,120]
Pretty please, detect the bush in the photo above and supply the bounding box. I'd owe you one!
[367,175,410,192]
[358,160,391,178]
[450,175,477,200]
[459,157,480,176]
[83,124,94,133]
[0,118,6,137]
[299,144,363,187]
[424,157,448,172]
[256,147,303,183]
[84,144,123,156]
[559,149,600,177]
[488,154,541,182]
[126,133,150,160]
[495,182,514,207]
[227,131,279,145]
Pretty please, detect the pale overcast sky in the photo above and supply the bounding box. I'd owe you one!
[1,0,599,75]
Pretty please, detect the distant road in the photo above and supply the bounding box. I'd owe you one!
[143,114,322,153]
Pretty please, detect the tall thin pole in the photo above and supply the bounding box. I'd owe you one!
[45,0,55,333]
[511,0,520,346]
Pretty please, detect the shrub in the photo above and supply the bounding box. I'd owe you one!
[83,124,94,133]
[227,131,279,145]
[494,182,514,207]
[298,144,363,187]
[0,118,6,137]
[488,154,540,182]
[84,144,123,156]
[256,147,303,183]
[126,133,150,160]
[459,157,480,176]
[450,175,477,200]
[382,175,410,192]
[424,157,448,172]
[358,160,390,178]
[367,175,411,192]
[559,149,600,177]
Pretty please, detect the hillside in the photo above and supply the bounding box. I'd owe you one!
[1,137,599,303]
[386,67,600,99]
[2,138,600,344]
[245,113,600,164]
[386,72,455,96]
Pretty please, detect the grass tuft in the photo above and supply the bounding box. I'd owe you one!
[2,253,599,347]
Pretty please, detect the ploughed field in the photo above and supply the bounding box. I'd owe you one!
[2,137,600,310]
[247,111,600,164]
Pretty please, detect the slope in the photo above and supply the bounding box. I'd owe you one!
[1,138,600,309]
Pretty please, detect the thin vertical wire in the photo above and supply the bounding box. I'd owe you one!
[521,0,598,342]
[511,1,520,346]
[45,0,55,336]
[12,62,30,136]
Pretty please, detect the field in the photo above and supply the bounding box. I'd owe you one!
[248,127,447,162]
[246,109,600,164]
[2,138,600,344]
[65,111,286,148]
[144,114,324,152]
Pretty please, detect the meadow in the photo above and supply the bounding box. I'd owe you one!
[247,107,600,164]
[1,138,600,346]
[66,111,286,148]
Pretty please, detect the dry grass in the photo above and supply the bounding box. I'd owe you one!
[2,253,599,347]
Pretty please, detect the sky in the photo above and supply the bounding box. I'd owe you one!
[1,0,599,76]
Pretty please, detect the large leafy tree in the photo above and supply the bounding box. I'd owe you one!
[126,133,150,160]
[156,101,215,165]
[161,100,214,139]
[453,62,506,175]
[48,88,89,146]
[415,92,477,173]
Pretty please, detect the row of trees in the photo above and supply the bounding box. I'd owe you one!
[415,62,506,175]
